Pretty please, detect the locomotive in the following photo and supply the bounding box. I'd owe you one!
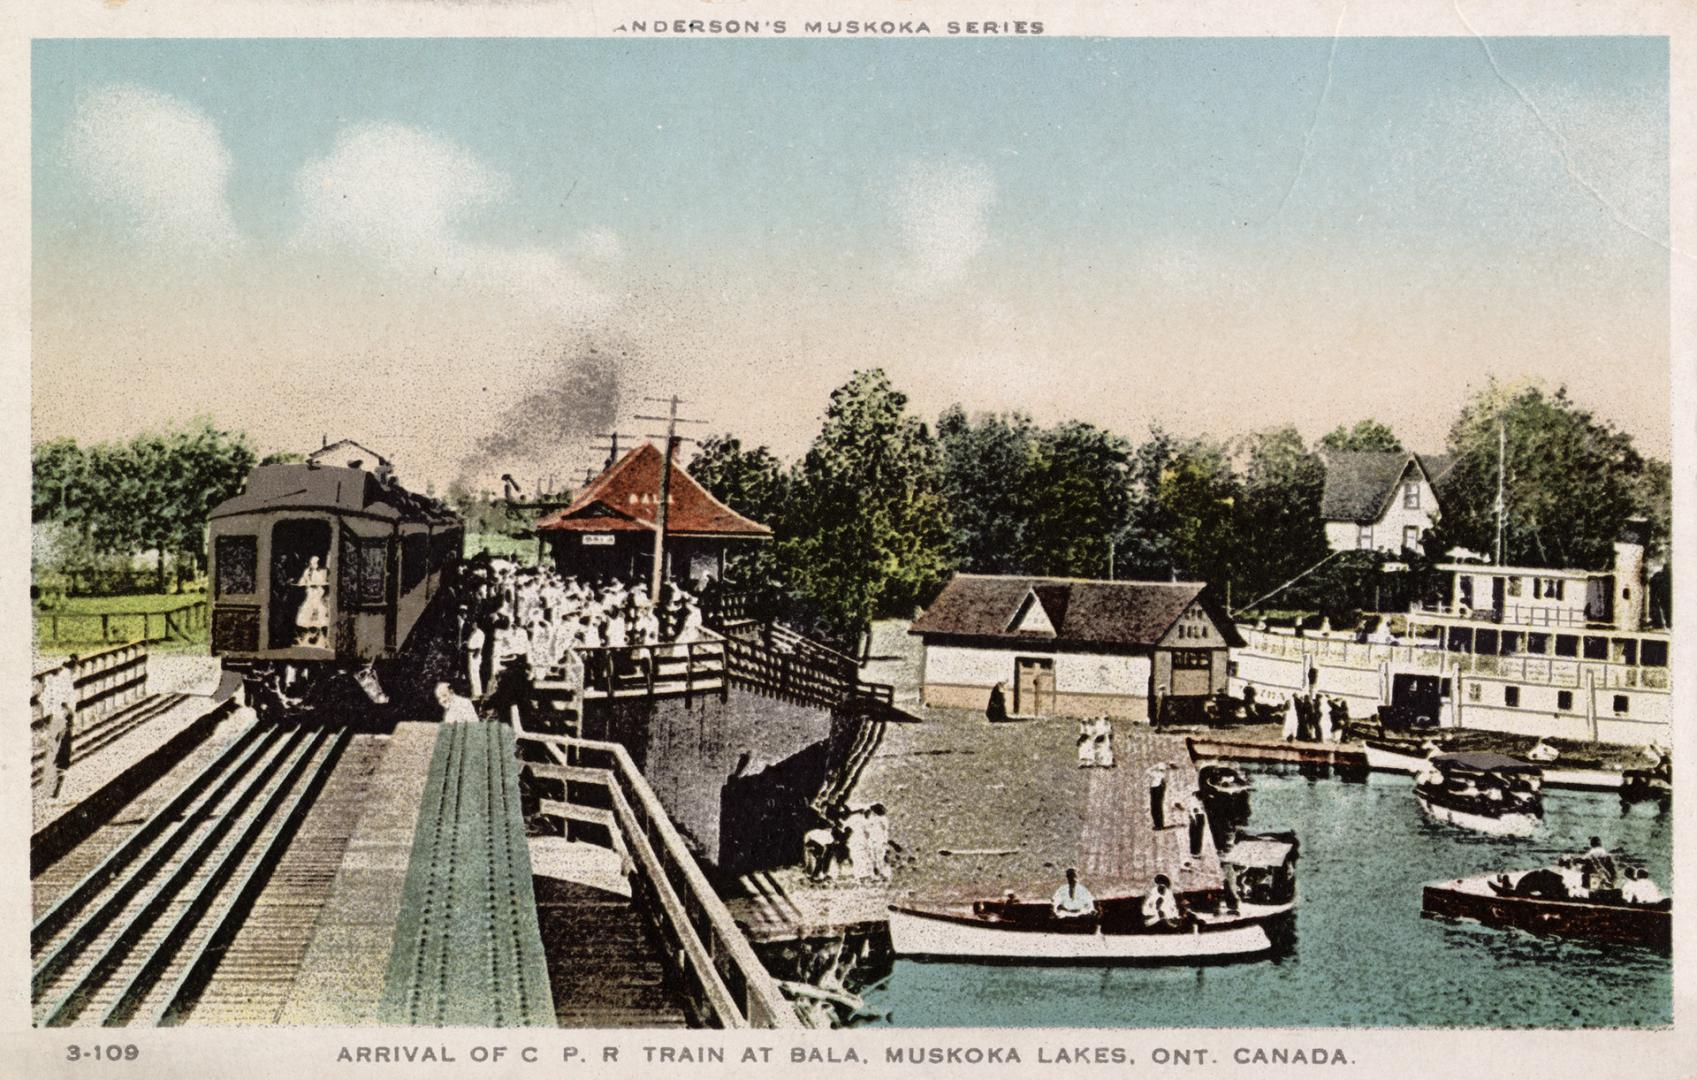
[207,455,463,706]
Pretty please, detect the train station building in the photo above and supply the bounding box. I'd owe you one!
[534,442,771,588]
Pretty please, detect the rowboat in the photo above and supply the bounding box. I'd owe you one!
[885,898,1294,963]
[1414,752,1543,838]
[888,835,1298,964]
[1422,870,1670,951]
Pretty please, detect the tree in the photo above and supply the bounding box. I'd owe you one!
[935,407,1037,574]
[1235,426,1328,601]
[1019,421,1132,578]
[1153,437,1243,599]
[689,434,795,596]
[1319,419,1403,453]
[689,435,792,530]
[783,370,954,647]
[1442,381,1646,570]
[31,422,256,592]
[31,438,88,525]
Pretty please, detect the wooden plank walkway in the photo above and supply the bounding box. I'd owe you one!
[731,716,1226,941]
[277,722,437,1026]
[535,879,688,1028]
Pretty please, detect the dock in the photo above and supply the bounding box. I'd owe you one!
[726,713,1228,943]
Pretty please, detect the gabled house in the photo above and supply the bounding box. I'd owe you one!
[1319,451,1457,555]
[908,574,1243,719]
[307,438,394,481]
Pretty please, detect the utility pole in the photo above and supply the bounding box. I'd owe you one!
[634,396,708,598]
[1494,420,1506,566]
[591,431,639,472]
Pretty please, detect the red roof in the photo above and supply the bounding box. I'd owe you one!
[535,442,773,540]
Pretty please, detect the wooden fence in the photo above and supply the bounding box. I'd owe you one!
[37,600,209,647]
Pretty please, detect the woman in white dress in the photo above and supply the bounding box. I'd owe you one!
[1281,695,1300,742]
[294,555,331,648]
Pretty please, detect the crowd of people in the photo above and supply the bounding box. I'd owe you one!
[1076,715,1116,767]
[454,557,708,705]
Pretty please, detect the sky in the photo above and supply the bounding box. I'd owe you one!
[30,37,1670,493]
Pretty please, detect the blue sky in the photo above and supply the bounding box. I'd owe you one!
[31,37,1670,489]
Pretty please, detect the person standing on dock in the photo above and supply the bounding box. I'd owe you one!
[1093,716,1116,767]
[862,804,893,881]
[40,656,78,799]
[1185,790,1208,858]
[1051,868,1096,919]
[1281,695,1300,742]
[1146,762,1170,829]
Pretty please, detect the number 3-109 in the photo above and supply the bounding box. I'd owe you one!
[66,1045,140,1061]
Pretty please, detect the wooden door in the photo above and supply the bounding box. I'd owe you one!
[1015,657,1054,716]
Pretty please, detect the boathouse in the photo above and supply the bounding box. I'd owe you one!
[909,575,1243,719]
[535,442,771,588]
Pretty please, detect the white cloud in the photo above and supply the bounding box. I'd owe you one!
[575,226,624,262]
[292,122,608,318]
[886,159,995,289]
[64,84,242,251]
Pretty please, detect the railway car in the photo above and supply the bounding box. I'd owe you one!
[207,459,462,697]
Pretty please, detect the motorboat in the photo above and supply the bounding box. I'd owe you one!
[1423,868,1670,951]
[1197,764,1253,821]
[1414,752,1543,838]
[888,835,1298,964]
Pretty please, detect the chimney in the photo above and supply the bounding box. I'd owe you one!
[1612,518,1649,633]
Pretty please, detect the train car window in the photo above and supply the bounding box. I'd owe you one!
[340,534,388,606]
[215,535,257,596]
[402,533,428,592]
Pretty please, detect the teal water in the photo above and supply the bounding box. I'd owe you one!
[861,769,1671,1028]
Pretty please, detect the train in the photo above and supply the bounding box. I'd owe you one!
[207,457,464,706]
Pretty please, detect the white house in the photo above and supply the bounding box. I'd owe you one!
[1319,451,1456,555]
[909,574,1242,720]
[307,439,394,481]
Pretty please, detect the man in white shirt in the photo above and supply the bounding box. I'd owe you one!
[1141,874,1184,929]
[1051,868,1096,919]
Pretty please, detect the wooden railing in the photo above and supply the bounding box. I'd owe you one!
[565,637,729,705]
[515,726,800,1029]
[37,600,209,647]
[31,643,149,733]
[1410,602,1598,629]
[1235,627,1670,691]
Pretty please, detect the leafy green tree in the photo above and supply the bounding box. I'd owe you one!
[689,435,793,530]
[935,407,1037,574]
[1235,426,1327,600]
[783,370,954,647]
[1319,419,1403,453]
[1153,436,1243,599]
[31,438,88,525]
[1020,421,1132,577]
[1442,381,1645,570]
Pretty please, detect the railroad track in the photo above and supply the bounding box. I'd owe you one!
[30,721,350,1027]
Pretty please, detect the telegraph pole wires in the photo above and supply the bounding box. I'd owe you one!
[634,395,708,597]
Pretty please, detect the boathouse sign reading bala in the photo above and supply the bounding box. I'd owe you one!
[909,574,1243,720]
